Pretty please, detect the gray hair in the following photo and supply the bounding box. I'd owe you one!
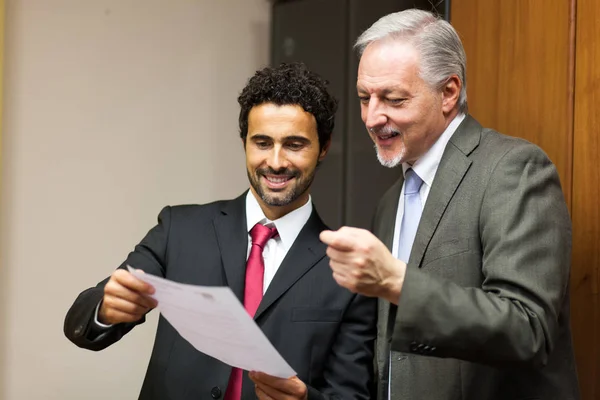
[355,9,468,113]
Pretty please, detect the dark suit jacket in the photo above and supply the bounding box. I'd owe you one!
[64,193,376,400]
[373,116,580,400]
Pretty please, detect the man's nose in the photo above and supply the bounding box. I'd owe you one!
[364,98,387,130]
[266,146,290,171]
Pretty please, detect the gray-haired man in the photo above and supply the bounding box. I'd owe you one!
[320,9,580,400]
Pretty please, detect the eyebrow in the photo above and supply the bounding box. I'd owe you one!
[283,135,311,142]
[249,134,271,141]
[356,86,410,97]
[249,134,311,142]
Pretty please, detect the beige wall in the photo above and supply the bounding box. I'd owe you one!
[0,1,270,399]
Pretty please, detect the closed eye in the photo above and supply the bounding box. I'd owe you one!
[286,140,308,151]
[255,141,271,149]
[387,98,406,105]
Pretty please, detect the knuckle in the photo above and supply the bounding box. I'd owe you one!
[134,304,148,315]
[102,296,113,307]
[331,237,342,248]
[356,243,369,254]
[102,287,116,302]
[106,280,124,293]
[123,301,135,313]
[113,269,127,279]
[355,257,366,268]
[104,281,115,292]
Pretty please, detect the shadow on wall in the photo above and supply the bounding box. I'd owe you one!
[0,1,271,399]
[0,181,12,400]
[0,0,11,395]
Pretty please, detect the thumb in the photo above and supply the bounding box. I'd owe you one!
[320,229,354,251]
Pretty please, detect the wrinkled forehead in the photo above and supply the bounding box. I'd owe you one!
[357,40,421,94]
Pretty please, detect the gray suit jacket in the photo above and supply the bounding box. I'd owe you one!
[373,116,580,400]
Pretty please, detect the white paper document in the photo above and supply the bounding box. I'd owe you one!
[128,266,296,378]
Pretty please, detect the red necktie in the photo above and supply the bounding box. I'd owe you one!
[224,223,278,400]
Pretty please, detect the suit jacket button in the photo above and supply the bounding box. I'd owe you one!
[211,386,222,399]
[74,325,84,337]
[409,342,419,352]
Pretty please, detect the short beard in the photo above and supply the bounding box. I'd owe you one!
[375,144,405,168]
[248,167,315,207]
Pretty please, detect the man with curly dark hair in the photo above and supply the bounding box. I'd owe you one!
[237,63,338,215]
[64,62,376,400]
[238,62,337,153]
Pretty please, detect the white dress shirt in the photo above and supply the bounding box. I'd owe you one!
[95,191,313,327]
[245,191,313,293]
[391,113,466,259]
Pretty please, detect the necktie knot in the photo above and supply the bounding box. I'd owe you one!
[250,223,278,249]
[404,169,423,195]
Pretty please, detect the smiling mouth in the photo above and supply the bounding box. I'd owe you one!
[376,131,400,140]
[262,175,293,189]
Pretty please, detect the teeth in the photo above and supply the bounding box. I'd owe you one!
[379,132,399,140]
[267,176,289,183]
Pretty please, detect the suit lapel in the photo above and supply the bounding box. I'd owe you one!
[409,115,482,268]
[254,209,327,320]
[212,193,248,303]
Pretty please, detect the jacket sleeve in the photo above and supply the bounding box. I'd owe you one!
[63,206,172,351]
[390,143,571,367]
[307,293,378,400]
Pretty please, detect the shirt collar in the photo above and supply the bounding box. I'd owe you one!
[402,113,466,184]
[245,191,313,251]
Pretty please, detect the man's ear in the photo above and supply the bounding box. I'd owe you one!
[441,75,461,113]
[241,137,246,149]
[319,139,331,161]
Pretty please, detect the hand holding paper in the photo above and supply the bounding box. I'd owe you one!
[250,371,308,400]
[127,266,296,378]
[99,268,157,325]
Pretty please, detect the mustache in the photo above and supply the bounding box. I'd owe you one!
[369,125,401,136]
[257,167,299,178]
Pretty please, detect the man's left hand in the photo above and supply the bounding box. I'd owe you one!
[249,371,308,400]
[320,227,406,304]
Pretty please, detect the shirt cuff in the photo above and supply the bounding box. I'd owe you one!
[94,301,113,328]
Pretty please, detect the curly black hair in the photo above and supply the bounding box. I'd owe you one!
[237,62,338,151]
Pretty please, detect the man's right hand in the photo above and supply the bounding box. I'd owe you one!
[98,269,157,325]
